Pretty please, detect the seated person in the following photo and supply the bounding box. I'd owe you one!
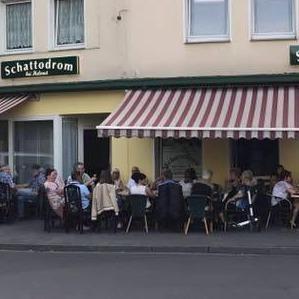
[157,169,185,230]
[111,168,126,194]
[0,165,15,189]
[16,164,45,219]
[67,162,96,188]
[44,168,65,219]
[226,170,257,210]
[179,168,193,199]
[92,170,119,221]
[126,166,140,190]
[68,170,91,212]
[224,168,241,198]
[271,170,297,228]
[129,172,155,208]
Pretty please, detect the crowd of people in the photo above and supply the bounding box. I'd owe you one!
[1,161,299,231]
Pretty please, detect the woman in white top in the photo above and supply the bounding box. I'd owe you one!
[179,168,193,198]
[272,170,298,228]
[129,173,155,208]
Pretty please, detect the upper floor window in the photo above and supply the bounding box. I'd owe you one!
[251,0,295,40]
[186,0,230,43]
[3,0,32,51]
[54,0,85,48]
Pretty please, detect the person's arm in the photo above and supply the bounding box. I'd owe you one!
[225,190,243,205]
[145,186,155,198]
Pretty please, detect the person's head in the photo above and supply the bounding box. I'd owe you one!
[162,169,173,180]
[74,162,85,176]
[71,170,82,182]
[45,168,57,182]
[270,173,278,185]
[111,168,120,181]
[202,169,213,182]
[184,168,193,183]
[229,168,241,181]
[0,165,11,174]
[132,172,147,185]
[99,170,113,184]
[31,164,41,176]
[277,164,285,177]
[281,170,292,183]
[131,166,140,176]
[241,170,254,185]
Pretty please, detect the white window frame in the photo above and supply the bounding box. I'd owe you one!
[250,0,297,40]
[0,0,33,55]
[49,0,86,51]
[184,0,231,43]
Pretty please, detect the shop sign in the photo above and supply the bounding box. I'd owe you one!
[290,46,299,65]
[1,56,79,79]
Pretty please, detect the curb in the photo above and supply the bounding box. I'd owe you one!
[1,243,299,255]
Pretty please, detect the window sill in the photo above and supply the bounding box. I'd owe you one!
[185,36,231,44]
[251,34,296,41]
[0,49,34,57]
[50,44,86,52]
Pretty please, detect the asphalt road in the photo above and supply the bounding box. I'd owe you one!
[0,251,298,299]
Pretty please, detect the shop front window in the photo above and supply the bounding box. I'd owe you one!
[14,121,53,184]
[156,138,202,180]
[0,121,8,166]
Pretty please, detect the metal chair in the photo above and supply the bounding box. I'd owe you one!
[126,195,149,233]
[184,195,209,235]
[265,198,292,230]
[64,184,84,234]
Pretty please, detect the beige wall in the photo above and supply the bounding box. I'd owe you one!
[280,140,299,183]
[202,139,230,186]
[1,0,299,88]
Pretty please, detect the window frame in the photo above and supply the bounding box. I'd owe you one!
[250,0,297,40]
[0,0,33,55]
[50,0,86,51]
[184,0,231,44]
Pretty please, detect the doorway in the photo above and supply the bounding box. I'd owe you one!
[231,139,279,176]
[83,129,110,177]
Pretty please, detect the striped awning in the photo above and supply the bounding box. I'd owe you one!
[0,94,33,114]
[97,86,299,139]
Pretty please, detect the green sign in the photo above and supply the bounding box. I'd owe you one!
[1,56,79,79]
[290,46,299,65]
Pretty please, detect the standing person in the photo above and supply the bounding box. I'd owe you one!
[44,168,65,219]
[16,164,45,219]
[126,166,140,190]
[271,170,297,228]
[67,162,96,188]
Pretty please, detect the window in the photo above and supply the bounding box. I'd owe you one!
[3,0,32,51]
[251,0,295,39]
[54,0,85,48]
[186,0,230,43]
[156,138,202,181]
[0,121,8,166]
[14,121,53,184]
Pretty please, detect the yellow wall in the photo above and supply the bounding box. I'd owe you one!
[280,140,299,183]
[202,139,230,186]
[111,137,154,183]
[2,91,124,118]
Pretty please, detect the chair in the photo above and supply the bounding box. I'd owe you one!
[0,182,14,223]
[41,185,61,232]
[184,195,209,235]
[265,198,292,230]
[126,195,149,233]
[64,185,84,234]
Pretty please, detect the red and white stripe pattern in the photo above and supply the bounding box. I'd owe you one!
[0,94,32,114]
[97,87,299,139]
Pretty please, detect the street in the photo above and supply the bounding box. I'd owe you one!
[0,251,298,299]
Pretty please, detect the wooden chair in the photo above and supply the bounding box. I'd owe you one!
[185,195,209,235]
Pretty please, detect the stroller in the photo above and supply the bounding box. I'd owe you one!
[224,187,260,232]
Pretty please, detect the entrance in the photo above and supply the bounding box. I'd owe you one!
[231,139,279,176]
[83,129,110,177]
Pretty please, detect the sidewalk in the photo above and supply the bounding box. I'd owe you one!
[0,220,299,255]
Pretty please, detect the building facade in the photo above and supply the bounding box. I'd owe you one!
[0,0,299,184]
